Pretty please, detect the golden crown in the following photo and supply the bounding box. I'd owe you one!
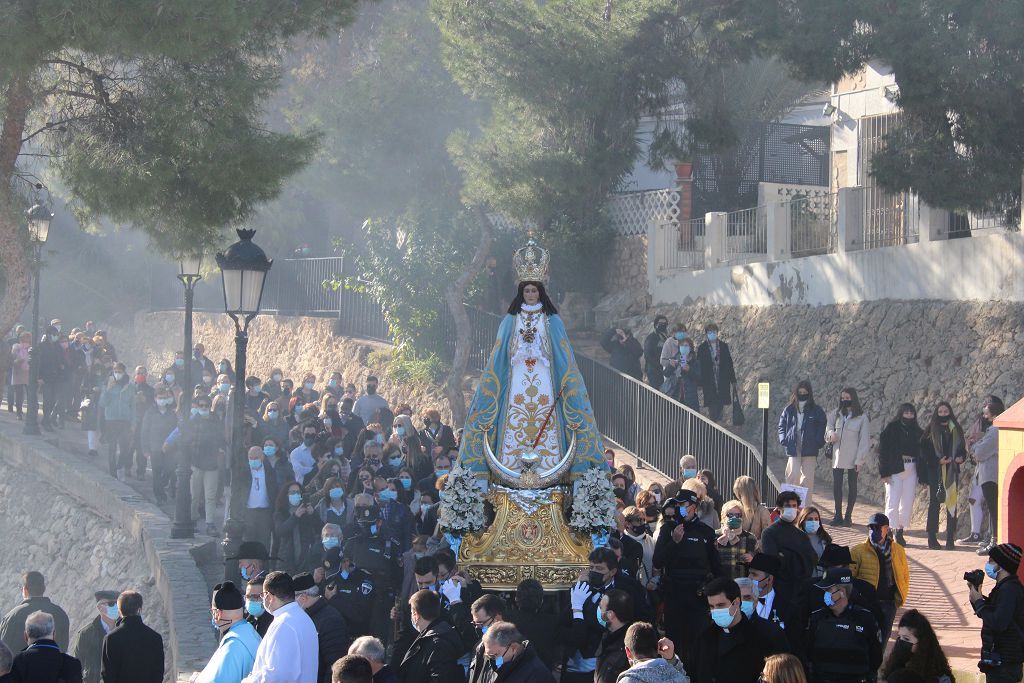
[513,239,550,284]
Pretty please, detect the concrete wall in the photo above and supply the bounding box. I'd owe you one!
[650,230,1024,306]
[0,421,213,682]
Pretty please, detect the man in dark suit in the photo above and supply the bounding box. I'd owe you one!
[100,591,164,683]
[0,572,70,654]
[742,553,803,655]
[695,323,736,423]
[70,590,120,683]
[398,590,465,683]
[9,611,82,683]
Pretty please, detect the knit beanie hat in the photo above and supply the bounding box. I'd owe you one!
[989,543,1022,576]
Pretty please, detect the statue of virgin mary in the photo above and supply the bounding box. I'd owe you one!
[458,240,606,489]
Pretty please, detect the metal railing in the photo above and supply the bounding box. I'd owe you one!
[726,205,767,258]
[574,352,777,501]
[855,186,918,249]
[659,218,705,270]
[789,194,836,257]
[436,305,503,371]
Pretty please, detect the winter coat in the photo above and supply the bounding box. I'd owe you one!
[601,329,644,380]
[642,330,667,388]
[758,520,819,606]
[974,574,1024,668]
[140,407,178,455]
[36,338,64,383]
[100,614,164,683]
[494,643,555,683]
[878,419,924,479]
[306,598,350,683]
[596,625,631,683]
[972,425,1000,485]
[777,402,827,457]
[825,410,872,470]
[919,423,966,488]
[0,596,71,654]
[695,339,736,408]
[99,380,137,423]
[10,343,29,385]
[849,539,910,607]
[182,415,226,471]
[9,639,82,683]
[71,616,106,683]
[419,424,457,455]
[273,505,321,572]
[688,616,789,683]
[616,657,690,683]
[397,619,466,683]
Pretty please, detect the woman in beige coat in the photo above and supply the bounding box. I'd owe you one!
[825,387,871,527]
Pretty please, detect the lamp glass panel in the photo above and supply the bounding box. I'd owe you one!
[179,254,202,277]
[221,269,243,312]
[239,269,267,314]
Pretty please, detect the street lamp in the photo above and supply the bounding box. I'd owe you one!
[216,229,272,577]
[171,252,202,539]
[23,204,53,436]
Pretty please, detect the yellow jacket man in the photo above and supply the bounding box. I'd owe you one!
[849,512,908,646]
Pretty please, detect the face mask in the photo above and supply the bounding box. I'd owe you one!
[985,562,1000,580]
[740,601,754,618]
[655,322,667,333]
[323,537,339,550]
[175,358,184,367]
[587,570,606,590]
[379,489,398,502]
[823,590,837,607]
[303,435,315,447]
[869,527,885,544]
[304,382,314,391]
[711,606,734,629]
[475,624,489,637]
[596,609,608,629]
[323,418,332,428]
[374,434,384,445]
[134,374,145,384]
[369,523,378,536]
[246,600,264,618]
[396,426,406,437]
[191,407,200,416]
[629,524,647,536]
[840,399,852,408]
[203,375,213,384]
[902,416,916,426]
[263,445,277,457]
[219,363,228,372]
[389,456,402,468]
[653,492,662,503]
[328,379,338,388]
[267,410,279,420]
[366,385,377,395]
[219,383,230,394]
[435,468,449,477]
[240,565,253,581]
[113,372,125,381]
[707,332,718,342]
[163,373,175,384]
[674,332,686,341]
[272,374,282,382]
[288,493,302,507]
[157,398,173,407]
[679,346,690,357]
[198,409,211,417]
[805,520,820,534]
[340,568,351,581]
[891,637,914,663]
[726,516,743,530]
[493,655,505,669]
[105,605,119,620]
[334,446,344,456]
[780,507,798,523]
[248,459,263,471]
[329,487,344,500]
[938,414,950,423]
[400,477,412,489]
[682,468,697,480]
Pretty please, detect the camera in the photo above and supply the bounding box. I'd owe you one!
[964,569,985,588]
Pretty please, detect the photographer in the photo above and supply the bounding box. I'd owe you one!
[968,543,1024,683]
[601,326,643,381]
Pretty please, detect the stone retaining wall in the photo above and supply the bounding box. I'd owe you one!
[0,420,214,682]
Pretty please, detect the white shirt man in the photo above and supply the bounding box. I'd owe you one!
[243,572,318,683]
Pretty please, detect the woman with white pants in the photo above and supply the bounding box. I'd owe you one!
[877,402,923,547]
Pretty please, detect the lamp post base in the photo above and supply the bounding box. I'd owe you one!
[171,461,195,539]
[222,516,245,583]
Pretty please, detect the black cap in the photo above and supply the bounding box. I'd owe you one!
[212,581,245,610]
[670,489,699,507]
[815,567,853,590]
[293,572,317,592]
[226,541,275,561]
[744,553,781,576]
[820,543,853,568]
[94,591,119,603]
[867,512,889,527]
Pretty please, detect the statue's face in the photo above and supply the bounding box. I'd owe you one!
[523,284,540,305]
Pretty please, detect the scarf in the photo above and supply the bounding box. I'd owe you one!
[872,539,895,589]
[931,423,961,511]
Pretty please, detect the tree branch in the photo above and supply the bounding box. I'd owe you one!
[20,116,88,144]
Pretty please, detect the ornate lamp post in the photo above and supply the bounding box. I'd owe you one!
[216,229,272,577]
[23,204,53,436]
[171,252,202,539]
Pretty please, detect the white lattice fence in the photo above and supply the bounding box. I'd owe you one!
[608,189,681,236]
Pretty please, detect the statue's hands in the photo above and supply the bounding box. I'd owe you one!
[570,581,592,611]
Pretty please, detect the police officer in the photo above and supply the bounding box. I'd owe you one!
[651,489,722,658]
[324,547,376,638]
[805,568,882,683]
[342,502,400,644]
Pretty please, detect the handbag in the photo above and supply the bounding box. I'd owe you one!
[731,382,745,426]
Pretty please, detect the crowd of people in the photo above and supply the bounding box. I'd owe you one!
[2,317,1023,683]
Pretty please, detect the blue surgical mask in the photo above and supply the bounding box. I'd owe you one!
[824,590,836,607]
[389,457,402,468]
[304,382,314,391]
[334,446,344,456]
[240,565,251,581]
[707,332,718,341]
[329,379,338,387]
[435,468,449,477]
[711,606,734,629]
[248,459,263,470]
[493,656,505,669]
[780,507,798,523]
[679,346,690,357]
[682,468,697,480]
[340,569,351,580]
[985,562,1000,580]
[596,609,607,629]
[219,383,230,394]
[369,523,378,536]
[246,600,264,618]
[198,409,211,417]
[740,601,754,618]
[375,434,384,445]
[263,445,277,457]
[106,605,119,620]
[288,493,302,507]
[323,537,339,550]
[674,332,686,341]
[379,489,398,502]
[329,487,344,500]
[396,426,406,437]
[400,477,412,489]
[164,373,175,384]
[267,410,279,420]
[805,521,820,534]
[175,358,184,367]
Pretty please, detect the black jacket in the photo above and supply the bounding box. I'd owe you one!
[974,574,1024,669]
[652,518,722,594]
[0,597,71,654]
[758,521,818,606]
[307,598,350,683]
[374,665,400,683]
[70,617,106,683]
[99,615,164,683]
[494,643,555,683]
[795,576,883,654]
[601,329,643,380]
[642,330,667,387]
[695,339,736,407]
[397,619,466,683]
[877,419,924,479]
[688,616,788,683]
[10,639,82,683]
[419,424,457,455]
[184,414,226,471]
[805,605,882,683]
[508,610,561,671]
[596,625,631,683]
[918,424,966,488]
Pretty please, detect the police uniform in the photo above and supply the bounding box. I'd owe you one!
[342,506,400,643]
[326,566,376,637]
[805,568,882,683]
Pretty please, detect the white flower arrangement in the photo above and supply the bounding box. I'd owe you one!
[569,467,617,534]
[438,464,487,535]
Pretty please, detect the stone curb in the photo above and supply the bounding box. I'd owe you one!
[0,421,214,681]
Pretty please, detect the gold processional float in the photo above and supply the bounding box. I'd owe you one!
[437,239,616,590]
